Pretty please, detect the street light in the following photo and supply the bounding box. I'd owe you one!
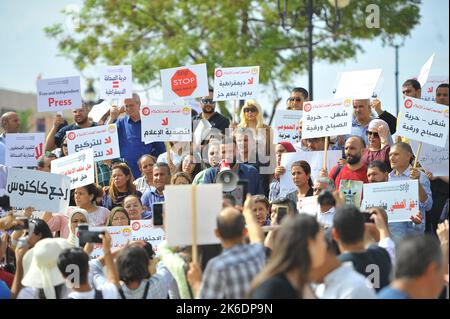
[84,78,96,107]
[278,0,350,100]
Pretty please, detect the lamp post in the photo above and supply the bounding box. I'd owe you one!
[278,0,350,100]
[84,78,96,107]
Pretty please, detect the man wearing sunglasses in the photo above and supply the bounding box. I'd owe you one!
[286,87,309,111]
[193,89,230,135]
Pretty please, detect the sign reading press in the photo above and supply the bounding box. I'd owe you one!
[36,76,82,112]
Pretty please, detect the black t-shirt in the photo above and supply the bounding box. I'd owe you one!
[192,112,230,135]
[250,274,299,299]
[338,245,391,292]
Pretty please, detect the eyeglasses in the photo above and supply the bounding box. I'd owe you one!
[288,97,303,102]
[367,131,380,138]
[243,107,258,113]
[201,98,215,105]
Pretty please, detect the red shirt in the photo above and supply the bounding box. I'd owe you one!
[0,269,14,288]
[329,164,369,190]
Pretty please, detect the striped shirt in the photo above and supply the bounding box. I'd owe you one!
[199,243,266,299]
[133,176,152,194]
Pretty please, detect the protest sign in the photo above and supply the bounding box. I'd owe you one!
[66,124,120,161]
[361,180,420,223]
[193,119,212,146]
[164,184,222,247]
[397,97,449,148]
[272,110,302,144]
[417,53,435,88]
[339,180,363,207]
[334,69,382,99]
[297,196,319,216]
[301,98,353,139]
[5,133,45,167]
[88,100,111,123]
[213,66,259,101]
[279,150,342,197]
[130,220,165,249]
[100,65,132,100]
[6,168,71,213]
[36,76,82,112]
[90,225,133,258]
[410,138,449,177]
[161,63,208,100]
[141,103,192,143]
[421,76,449,102]
[51,149,95,189]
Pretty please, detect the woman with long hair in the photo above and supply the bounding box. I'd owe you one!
[102,163,142,210]
[178,153,203,182]
[74,183,110,226]
[249,215,326,298]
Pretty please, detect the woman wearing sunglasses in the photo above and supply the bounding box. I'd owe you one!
[361,119,391,170]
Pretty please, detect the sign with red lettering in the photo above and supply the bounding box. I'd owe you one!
[161,63,208,100]
[36,76,82,112]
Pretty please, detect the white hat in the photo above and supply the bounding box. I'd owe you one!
[21,238,72,299]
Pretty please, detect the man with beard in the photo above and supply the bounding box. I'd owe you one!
[45,103,97,151]
[325,136,369,190]
[193,89,230,135]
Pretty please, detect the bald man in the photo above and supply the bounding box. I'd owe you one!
[0,112,21,164]
[187,195,266,299]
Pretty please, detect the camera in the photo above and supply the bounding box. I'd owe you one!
[152,202,164,226]
[276,206,288,224]
[77,224,105,247]
[361,212,375,223]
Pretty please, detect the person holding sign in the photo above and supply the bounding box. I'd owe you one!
[269,142,296,202]
[286,161,314,205]
[388,142,433,238]
[361,119,391,170]
[107,93,165,180]
[192,89,230,135]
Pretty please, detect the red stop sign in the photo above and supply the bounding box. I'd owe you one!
[171,69,197,97]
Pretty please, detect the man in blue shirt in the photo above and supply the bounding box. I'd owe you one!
[203,138,263,195]
[108,93,165,179]
[140,162,171,219]
[378,234,444,299]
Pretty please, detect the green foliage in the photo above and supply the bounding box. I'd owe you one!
[17,109,34,133]
[45,0,421,105]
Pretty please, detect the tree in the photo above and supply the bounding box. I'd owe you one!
[45,0,421,120]
[17,109,34,133]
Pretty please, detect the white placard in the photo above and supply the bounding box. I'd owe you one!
[164,184,223,246]
[334,69,382,99]
[397,97,449,147]
[88,100,111,123]
[297,196,319,216]
[161,63,209,100]
[6,168,71,213]
[213,66,259,101]
[130,220,165,250]
[66,124,121,162]
[272,110,303,144]
[141,103,192,143]
[5,133,45,167]
[301,98,353,139]
[421,75,449,102]
[417,53,435,88]
[410,138,449,177]
[100,65,132,100]
[51,149,95,189]
[361,180,420,223]
[279,150,342,197]
[36,76,82,112]
[90,225,133,258]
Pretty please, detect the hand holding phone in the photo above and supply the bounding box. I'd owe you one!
[152,202,164,226]
[276,206,288,224]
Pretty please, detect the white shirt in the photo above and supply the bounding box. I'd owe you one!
[67,282,119,299]
[157,151,182,168]
[317,207,335,229]
[314,262,377,299]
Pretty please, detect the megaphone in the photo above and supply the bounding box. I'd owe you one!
[216,161,239,192]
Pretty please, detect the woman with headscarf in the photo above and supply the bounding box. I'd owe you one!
[269,141,297,202]
[361,119,391,170]
[66,207,89,247]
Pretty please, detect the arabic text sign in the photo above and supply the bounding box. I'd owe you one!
[100,65,132,100]
[141,104,192,143]
[130,220,165,249]
[213,66,259,101]
[36,76,82,112]
[161,63,209,100]
[410,138,449,177]
[421,75,449,102]
[5,133,45,167]
[6,168,71,213]
[361,180,419,223]
[272,110,302,144]
[279,150,342,197]
[417,53,435,88]
[51,149,95,189]
[334,69,382,99]
[90,225,133,258]
[302,98,353,139]
[164,184,223,246]
[398,97,449,147]
[66,124,120,161]
[88,100,111,123]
